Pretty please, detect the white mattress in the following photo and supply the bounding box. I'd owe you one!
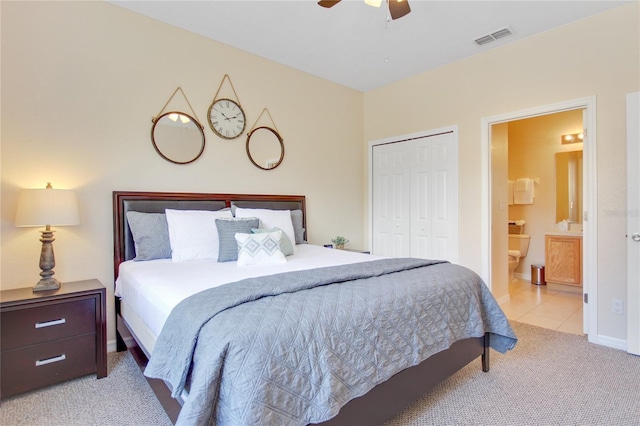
[116,245,379,352]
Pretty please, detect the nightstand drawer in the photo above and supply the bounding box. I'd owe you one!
[1,333,97,398]
[1,298,96,350]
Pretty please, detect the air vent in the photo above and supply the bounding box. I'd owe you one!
[474,27,513,46]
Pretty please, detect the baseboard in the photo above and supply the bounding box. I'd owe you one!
[108,337,134,353]
[593,334,627,351]
[496,293,511,305]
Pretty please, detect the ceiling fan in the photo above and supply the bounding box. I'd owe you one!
[318,0,411,20]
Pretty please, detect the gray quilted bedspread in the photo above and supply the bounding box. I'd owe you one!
[144,258,517,426]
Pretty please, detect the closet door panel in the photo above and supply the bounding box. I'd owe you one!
[412,142,432,258]
[373,143,410,257]
[431,133,458,262]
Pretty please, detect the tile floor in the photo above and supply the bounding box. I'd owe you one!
[499,278,584,335]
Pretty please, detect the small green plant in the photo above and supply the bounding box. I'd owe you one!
[331,236,349,246]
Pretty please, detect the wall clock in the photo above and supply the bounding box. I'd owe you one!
[207,98,246,140]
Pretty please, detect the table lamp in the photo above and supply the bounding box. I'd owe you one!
[15,183,80,292]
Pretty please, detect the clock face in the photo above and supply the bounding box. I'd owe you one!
[207,99,246,139]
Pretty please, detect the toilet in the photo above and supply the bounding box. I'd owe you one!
[508,234,530,281]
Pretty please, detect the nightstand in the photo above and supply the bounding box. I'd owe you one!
[1,279,107,399]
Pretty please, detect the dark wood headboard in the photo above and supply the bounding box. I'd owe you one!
[112,191,306,281]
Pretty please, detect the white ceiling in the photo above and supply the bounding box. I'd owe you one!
[108,0,629,92]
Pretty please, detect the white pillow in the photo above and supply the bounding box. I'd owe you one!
[165,209,233,262]
[235,231,287,266]
[234,207,296,251]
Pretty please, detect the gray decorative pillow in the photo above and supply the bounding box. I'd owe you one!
[126,211,172,261]
[252,227,294,256]
[216,217,260,262]
[290,209,306,244]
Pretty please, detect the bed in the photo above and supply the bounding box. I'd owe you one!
[113,191,516,425]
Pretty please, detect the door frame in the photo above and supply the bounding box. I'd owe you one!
[626,91,640,355]
[368,125,459,258]
[480,96,597,341]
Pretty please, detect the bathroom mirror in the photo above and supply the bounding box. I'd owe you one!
[246,126,284,170]
[151,112,205,164]
[555,150,583,224]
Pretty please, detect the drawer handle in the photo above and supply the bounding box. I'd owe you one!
[35,354,66,367]
[35,318,66,329]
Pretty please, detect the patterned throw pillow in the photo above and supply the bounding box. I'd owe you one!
[235,231,286,266]
[251,227,294,256]
[234,207,296,250]
[215,217,260,262]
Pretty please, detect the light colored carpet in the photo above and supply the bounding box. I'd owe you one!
[0,348,172,426]
[385,322,640,425]
[1,322,639,425]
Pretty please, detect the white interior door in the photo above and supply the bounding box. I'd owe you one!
[370,129,458,262]
[626,91,640,356]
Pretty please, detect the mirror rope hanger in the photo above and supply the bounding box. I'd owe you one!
[212,74,242,106]
[152,86,203,129]
[249,107,280,135]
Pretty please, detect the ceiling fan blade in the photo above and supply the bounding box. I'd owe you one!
[388,0,411,20]
[318,0,342,8]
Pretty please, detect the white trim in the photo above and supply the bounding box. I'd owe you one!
[481,96,598,343]
[593,334,627,352]
[107,339,119,353]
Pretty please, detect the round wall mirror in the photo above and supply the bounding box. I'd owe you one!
[151,112,205,164]
[246,126,284,170]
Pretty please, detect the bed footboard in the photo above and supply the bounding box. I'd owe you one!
[316,334,489,425]
[118,310,488,426]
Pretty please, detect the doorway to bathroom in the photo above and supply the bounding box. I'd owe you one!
[480,96,597,341]
[494,110,585,334]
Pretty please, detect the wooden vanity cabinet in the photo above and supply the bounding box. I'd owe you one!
[545,234,582,286]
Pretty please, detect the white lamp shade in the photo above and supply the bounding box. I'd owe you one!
[15,188,80,227]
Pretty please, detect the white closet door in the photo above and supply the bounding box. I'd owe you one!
[371,130,458,262]
[411,132,458,261]
[372,142,411,257]
[411,141,432,258]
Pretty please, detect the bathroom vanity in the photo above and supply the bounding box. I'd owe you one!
[545,232,582,287]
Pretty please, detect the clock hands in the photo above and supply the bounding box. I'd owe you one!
[216,110,243,122]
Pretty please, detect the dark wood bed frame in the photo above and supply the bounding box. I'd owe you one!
[113,191,489,425]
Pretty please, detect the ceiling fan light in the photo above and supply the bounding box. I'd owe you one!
[365,0,382,7]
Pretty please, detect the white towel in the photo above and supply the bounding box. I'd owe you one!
[514,178,534,204]
[508,180,514,205]
[515,178,528,191]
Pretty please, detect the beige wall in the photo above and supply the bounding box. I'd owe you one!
[364,3,639,341]
[0,1,364,345]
